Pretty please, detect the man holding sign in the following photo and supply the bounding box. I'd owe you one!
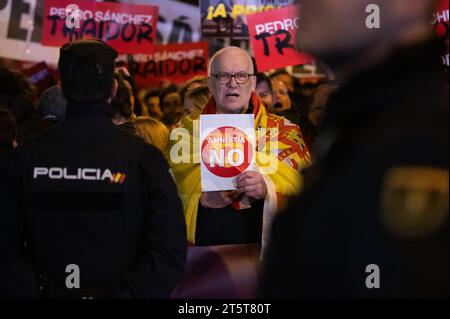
[168,47,311,249]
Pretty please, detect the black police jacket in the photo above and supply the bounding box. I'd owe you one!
[0,101,187,298]
[261,38,449,298]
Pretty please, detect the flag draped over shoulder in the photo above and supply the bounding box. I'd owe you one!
[166,93,311,246]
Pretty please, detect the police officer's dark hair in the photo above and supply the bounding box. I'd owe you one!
[111,74,133,119]
[58,39,118,102]
[256,72,273,94]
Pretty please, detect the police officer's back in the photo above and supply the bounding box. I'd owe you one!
[261,0,448,298]
[0,39,187,298]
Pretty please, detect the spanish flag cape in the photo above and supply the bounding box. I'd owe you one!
[166,93,311,246]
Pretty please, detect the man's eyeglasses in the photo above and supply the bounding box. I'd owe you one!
[210,72,255,84]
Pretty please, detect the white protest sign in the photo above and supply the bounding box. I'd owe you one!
[0,0,60,64]
[200,114,255,192]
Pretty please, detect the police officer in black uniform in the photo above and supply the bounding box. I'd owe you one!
[261,0,448,298]
[0,39,187,298]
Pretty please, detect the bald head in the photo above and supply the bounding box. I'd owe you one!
[207,46,257,114]
[208,46,254,76]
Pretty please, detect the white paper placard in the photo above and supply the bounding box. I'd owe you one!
[200,114,255,192]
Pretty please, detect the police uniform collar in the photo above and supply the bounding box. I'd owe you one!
[65,100,111,119]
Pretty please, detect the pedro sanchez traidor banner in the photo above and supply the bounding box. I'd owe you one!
[247,5,313,72]
[41,0,158,55]
[0,0,199,64]
[129,41,209,88]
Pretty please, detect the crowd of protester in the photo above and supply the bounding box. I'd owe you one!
[0,62,334,157]
[1,0,447,298]
[0,44,334,297]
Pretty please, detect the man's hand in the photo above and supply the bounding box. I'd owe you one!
[235,171,267,200]
[200,191,233,209]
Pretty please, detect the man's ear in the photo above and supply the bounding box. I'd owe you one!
[250,75,257,91]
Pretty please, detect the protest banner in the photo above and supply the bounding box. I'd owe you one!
[200,114,255,192]
[130,41,208,88]
[124,0,201,44]
[0,0,199,64]
[41,0,158,54]
[247,5,313,72]
[200,0,294,39]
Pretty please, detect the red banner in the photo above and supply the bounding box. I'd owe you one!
[42,0,158,55]
[433,0,449,66]
[247,5,313,72]
[132,42,209,88]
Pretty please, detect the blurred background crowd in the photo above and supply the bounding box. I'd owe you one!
[0,60,338,155]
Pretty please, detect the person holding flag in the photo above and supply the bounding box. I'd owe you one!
[167,46,311,251]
